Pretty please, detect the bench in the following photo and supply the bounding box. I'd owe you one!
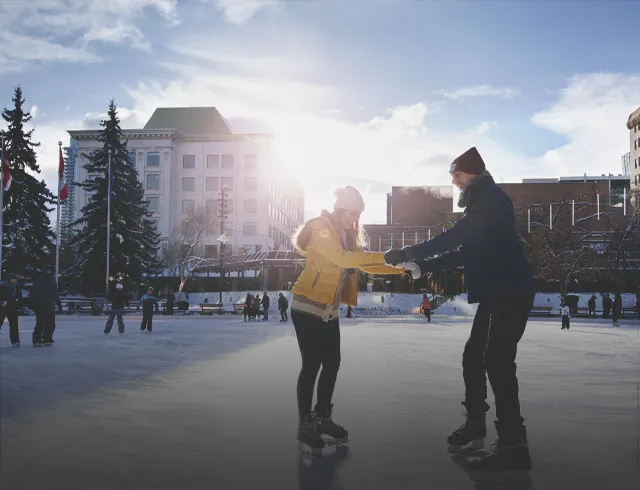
[621,307,638,318]
[529,306,553,317]
[200,303,223,315]
[233,303,247,314]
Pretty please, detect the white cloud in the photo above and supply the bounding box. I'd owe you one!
[31,105,39,119]
[0,0,178,72]
[212,0,279,24]
[440,85,518,100]
[476,121,498,134]
[532,73,640,177]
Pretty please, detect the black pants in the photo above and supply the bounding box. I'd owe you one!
[105,310,125,334]
[561,316,570,329]
[280,309,288,321]
[166,304,174,315]
[423,308,431,322]
[3,310,20,344]
[33,311,56,344]
[292,310,341,420]
[588,308,595,318]
[141,313,153,332]
[462,294,533,430]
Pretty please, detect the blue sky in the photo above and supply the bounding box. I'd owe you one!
[1,0,639,223]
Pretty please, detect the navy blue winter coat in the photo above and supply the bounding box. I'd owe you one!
[406,173,533,304]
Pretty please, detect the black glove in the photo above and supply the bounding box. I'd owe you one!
[384,249,408,266]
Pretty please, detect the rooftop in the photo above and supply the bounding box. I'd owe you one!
[143,107,232,136]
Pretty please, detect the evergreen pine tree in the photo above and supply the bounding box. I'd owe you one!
[71,100,161,294]
[1,86,56,279]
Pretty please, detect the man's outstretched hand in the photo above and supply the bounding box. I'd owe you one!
[384,248,408,266]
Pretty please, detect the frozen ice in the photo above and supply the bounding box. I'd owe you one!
[1,311,638,489]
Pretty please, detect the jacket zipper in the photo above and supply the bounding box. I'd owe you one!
[311,270,321,288]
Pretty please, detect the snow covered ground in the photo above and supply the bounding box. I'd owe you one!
[1,313,638,490]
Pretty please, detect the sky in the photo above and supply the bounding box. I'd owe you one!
[1,0,639,224]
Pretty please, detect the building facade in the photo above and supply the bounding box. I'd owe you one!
[65,107,304,259]
[627,106,640,203]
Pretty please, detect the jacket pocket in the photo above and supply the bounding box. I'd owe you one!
[311,270,321,288]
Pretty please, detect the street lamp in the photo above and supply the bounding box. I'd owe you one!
[218,233,229,305]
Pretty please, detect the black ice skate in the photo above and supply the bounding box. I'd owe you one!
[297,415,325,451]
[469,422,532,472]
[314,404,348,444]
[447,403,487,453]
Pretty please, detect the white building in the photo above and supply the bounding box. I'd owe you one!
[626,106,640,204]
[65,107,304,259]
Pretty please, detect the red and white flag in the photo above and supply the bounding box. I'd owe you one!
[58,145,68,202]
[1,145,10,192]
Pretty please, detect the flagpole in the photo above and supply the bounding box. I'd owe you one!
[0,135,4,283]
[55,142,62,286]
[106,148,112,295]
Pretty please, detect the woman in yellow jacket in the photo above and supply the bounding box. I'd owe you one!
[290,186,420,449]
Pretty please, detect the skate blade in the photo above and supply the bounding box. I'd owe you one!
[448,439,484,454]
[321,435,348,446]
[470,469,533,489]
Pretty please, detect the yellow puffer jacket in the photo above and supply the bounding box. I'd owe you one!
[291,211,403,316]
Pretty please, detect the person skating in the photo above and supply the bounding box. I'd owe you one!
[278,292,289,322]
[105,283,128,335]
[290,186,417,450]
[261,292,270,321]
[30,266,62,346]
[384,147,534,472]
[137,287,159,332]
[561,303,570,330]
[0,273,24,346]
[421,294,432,323]
[244,293,253,322]
[602,293,612,319]
[165,289,175,316]
[587,295,597,318]
[612,293,622,327]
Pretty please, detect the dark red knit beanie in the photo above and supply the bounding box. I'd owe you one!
[449,147,486,175]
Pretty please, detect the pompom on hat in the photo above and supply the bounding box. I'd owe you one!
[333,186,365,213]
[449,147,486,175]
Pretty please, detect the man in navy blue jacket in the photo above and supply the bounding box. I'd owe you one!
[137,287,159,332]
[385,147,534,472]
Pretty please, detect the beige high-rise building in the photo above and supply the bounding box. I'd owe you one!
[64,107,304,258]
[626,106,640,205]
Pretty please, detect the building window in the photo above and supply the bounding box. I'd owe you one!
[205,245,218,258]
[183,155,196,169]
[245,176,257,191]
[221,176,234,190]
[225,199,234,213]
[147,152,160,166]
[223,221,233,237]
[146,174,160,189]
[269,224,272,237]
[221,154,234,169]
[182,177,195,191]
[128,152,136,167]
[147,197,160,213]
[243,222,257,235]
[207,154,219,169]
[206,177,219,191]
[206,199,217,215]
[244,199,257,213]
[245,154,258,170]
[182,199,195,214]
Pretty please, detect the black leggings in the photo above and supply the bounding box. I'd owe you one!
[292,310,341,420]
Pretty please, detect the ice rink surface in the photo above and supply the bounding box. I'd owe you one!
[1,312,639,490]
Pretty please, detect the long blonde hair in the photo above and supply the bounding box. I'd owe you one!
[291,209,367,254]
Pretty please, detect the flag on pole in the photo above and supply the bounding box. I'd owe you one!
[58,145,68,201]
[2,152,10,191]
[1,138,10,192]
